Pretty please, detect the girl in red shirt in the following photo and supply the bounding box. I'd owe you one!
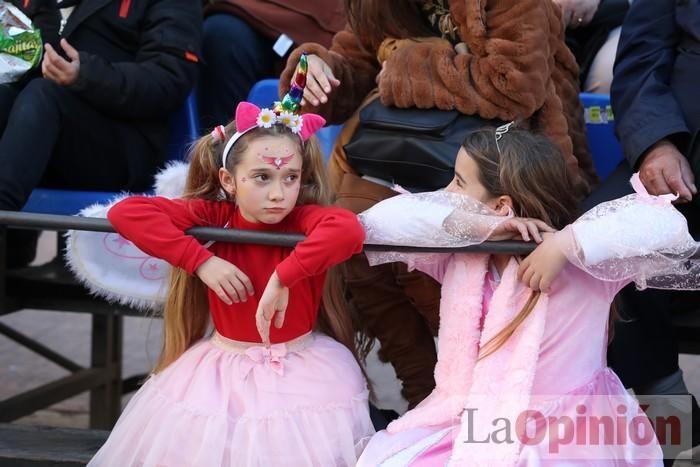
[88,60,374,466]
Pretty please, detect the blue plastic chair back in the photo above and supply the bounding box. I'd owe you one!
[166,91,200,162]
[580,93,624,181]
[247,79,280,108]
[22,92,200,215]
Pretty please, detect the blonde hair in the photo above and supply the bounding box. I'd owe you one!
[461,128,582,360]
[154,122,337,373]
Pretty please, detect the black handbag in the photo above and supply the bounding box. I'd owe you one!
[343,98,503,191]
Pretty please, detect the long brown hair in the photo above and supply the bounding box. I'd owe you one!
[344,0,433,51]
[154,122,351,373]
[461,127,582,360]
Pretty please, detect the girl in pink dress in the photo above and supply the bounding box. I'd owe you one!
[356,125,700,466]
[86,57,374,467]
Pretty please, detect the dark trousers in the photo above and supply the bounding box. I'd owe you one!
[0,78,157,212]
[198,14,282,130]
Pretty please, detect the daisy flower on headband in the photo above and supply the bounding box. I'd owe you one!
[257,108,277,128]
[278,110,294,127]
[288,114,303,134]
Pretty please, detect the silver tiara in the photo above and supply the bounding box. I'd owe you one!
[495,121,515,154]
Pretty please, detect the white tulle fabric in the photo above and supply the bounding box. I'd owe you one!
[88,333,373,467]
[360,190,511,272]
[359,175,700,291]
[559,173,700,290]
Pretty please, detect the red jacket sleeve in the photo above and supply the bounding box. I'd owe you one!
[275,205,365,287]
[107,196,234,275]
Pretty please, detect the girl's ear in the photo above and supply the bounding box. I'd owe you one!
[219,167,236,197]
[494,195,514,215]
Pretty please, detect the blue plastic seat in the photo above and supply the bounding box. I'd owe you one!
[579,93,624,181]
[21,93,200,215]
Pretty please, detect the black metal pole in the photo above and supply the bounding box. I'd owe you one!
[0,210,536,255]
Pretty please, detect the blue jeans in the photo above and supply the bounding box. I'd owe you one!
[198,14,280,130]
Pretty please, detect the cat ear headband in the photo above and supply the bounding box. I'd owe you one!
[220,53,326,168]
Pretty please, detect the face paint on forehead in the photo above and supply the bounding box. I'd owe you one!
[260,154,294,170]
[253,140,299,169]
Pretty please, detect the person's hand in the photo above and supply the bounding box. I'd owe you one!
[300,54,340,107]
[42,39,80,86]
[195,256,254,305]
[255,271,289,343]
[517,232,569,293]
[488,217,555,243]
[552,0,600,28]
[639,139,697,202]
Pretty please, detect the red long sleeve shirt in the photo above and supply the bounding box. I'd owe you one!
[107,197,365,343]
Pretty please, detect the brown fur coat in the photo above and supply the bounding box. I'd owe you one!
[280,0,597,191]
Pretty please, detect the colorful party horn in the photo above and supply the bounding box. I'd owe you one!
[273,52,308,114]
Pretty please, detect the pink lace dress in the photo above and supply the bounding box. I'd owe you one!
[356,176,699,466]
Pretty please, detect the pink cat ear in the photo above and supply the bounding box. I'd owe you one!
[235,102,262,133]
[299,113,326,141]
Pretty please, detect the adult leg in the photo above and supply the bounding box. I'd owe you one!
[0,83,20,133]
[0,82,34,267]
[0,78,154,211]
[198,14,278,130]
[336,173,439,408]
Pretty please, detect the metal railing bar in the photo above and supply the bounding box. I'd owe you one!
[0,210,535,255]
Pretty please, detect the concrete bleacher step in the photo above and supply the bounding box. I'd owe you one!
[0,423,108,466]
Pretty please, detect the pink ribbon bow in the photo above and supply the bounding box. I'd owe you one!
[242,344,288,376]
[630,172,679,205]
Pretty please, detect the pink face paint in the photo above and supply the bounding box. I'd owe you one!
[260,154,294,170]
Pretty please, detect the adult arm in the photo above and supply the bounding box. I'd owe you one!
[279,27,381,124]
[611,0,686,169]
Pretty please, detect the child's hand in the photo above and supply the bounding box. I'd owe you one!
[255,271,289,344]
[517,232,569,293]
[489,217,555,243]
[195,256,254,305]
[301,54,340,107]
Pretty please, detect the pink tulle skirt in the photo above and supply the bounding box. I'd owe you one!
[358,368,663,466]
[88,332,374,467]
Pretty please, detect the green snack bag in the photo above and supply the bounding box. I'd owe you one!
[0,1,42,83]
